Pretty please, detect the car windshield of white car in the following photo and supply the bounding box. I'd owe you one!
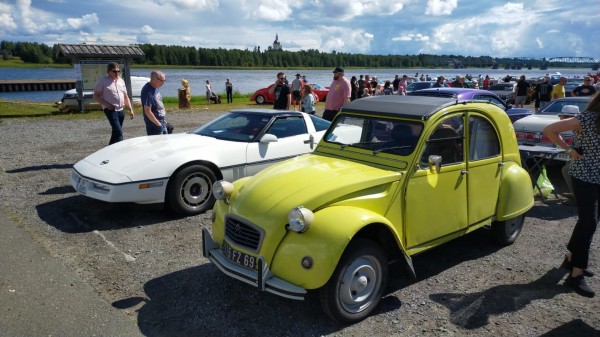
[539,101,588,116]
[325,115,423,156]
[192,113,270,142]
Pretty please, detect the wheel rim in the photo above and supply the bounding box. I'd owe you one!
[179,172,211,209]
[506,216,524,238]
[339,257,382,314]
[256,95,264,104]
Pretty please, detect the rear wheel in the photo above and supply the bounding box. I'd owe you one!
[491,214,525,246]
[320,239,388,323]
[167,165,216,216]
[255,95,265,104]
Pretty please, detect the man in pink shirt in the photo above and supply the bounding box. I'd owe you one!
[322,67,351,121]
[93,62,134,145]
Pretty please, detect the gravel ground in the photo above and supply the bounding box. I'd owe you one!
[0,109,599,337]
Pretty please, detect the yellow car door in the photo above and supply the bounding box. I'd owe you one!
[405,115,467,252]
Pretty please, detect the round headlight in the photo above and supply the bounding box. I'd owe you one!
[212,181,234,200]
[287,206,314,233]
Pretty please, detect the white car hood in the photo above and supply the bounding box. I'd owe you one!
[513,114,559,133]
[75,133,244,182]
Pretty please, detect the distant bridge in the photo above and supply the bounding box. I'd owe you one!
[513,57,600,63]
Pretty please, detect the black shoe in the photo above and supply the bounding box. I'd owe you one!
[564,275,595,298]
[561,255,594,277]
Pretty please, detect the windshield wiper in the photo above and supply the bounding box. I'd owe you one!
[373,145,411,154]
[340,141,376,149]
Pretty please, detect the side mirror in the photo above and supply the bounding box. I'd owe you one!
[428,155,442,173]
[259,133,278,144]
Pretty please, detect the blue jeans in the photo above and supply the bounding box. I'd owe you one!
[104,109,125,145]
[568,177,600,269]
[146,120,167,135]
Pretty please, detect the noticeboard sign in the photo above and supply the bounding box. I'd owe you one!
[76,59,125,90]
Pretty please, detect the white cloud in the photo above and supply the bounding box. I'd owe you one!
[315,0,407,21]
[393,33,430,42]
[425,0,458,16]
[66,13,99,31]
[150,0,219,10]
[320,25,374,53]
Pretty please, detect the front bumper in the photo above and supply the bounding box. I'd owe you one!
[201,228,307,301]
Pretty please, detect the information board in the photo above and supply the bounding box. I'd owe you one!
[77,59,124,90]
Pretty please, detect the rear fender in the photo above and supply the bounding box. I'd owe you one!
[496,162,534,221]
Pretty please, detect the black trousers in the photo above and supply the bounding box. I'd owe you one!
[322,109,339,122]
[568,176,600,269]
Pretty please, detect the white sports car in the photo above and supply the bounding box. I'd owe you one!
[71,109,330,215]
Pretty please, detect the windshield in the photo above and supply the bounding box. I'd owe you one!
[192,112,271,142]
[324,115,423,156]
[538,100,589,116]
[489,84,514,91]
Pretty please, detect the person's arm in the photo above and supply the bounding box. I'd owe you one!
[93,79,113,109]
[543,118,582,160]
[123,91,135,119]
[285,92,291,109]
[143,105,161,127]
[268,83,277,95]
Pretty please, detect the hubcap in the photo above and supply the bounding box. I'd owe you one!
[180,173,210,208]
[339,257,381,313]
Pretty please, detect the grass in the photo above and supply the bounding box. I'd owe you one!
[0,93,324,119]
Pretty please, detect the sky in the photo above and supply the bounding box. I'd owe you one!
[1,0,599,59]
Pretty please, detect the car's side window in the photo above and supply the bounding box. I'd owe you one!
[468,116,500,161]
[266,116,307,138]
[419,116,464,168]
[473,94,506,109]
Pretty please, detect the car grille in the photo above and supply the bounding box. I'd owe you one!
[224,217,263,252]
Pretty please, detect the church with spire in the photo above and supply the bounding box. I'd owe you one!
[267,33,282,51]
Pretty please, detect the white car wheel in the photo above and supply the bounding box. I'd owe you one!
[255,95,265,104]
[167,165,217,215]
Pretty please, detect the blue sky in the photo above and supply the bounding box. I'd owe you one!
[1,0,599,59]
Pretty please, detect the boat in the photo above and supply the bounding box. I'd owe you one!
[55,76,149,112]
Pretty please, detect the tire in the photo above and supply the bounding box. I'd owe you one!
[491,214,525,246]
[166,165,217,216]
[320,238,388,323]
[255,95,265,105]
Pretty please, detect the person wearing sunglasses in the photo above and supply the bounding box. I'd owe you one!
[93,62,135,145]
[269,72,291,110]
[141,70,168,135]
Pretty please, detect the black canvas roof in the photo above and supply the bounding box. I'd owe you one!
[340,95,456,120]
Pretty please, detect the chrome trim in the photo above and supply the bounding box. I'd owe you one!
[202,228,307,300]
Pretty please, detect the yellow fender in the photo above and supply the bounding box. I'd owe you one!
[269,206,400,290]
[496,162,534,221]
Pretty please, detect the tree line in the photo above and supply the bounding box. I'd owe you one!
[0,40,557,69]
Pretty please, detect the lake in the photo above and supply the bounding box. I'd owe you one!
[0,67,595,102]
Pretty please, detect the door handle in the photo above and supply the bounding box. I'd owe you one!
[461,169,468,175]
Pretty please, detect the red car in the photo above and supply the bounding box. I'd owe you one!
[250,83,329,104]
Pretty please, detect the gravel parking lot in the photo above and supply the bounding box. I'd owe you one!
[0,109,599,337]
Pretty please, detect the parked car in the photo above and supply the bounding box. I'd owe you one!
[487,82,517,103]
[55,76,149,112]
[204,95,534,323]
[71,109,330,215]
[565,77,583,97]
[513,96,591,161]
[405,80,448,93]
[250,83,328,104]
[408,87,533,122]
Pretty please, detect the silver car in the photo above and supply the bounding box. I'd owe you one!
[513,96,591,161]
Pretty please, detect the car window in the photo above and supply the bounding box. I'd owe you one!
[309,114,331,132]
[266,116,307,138]
[472,94,507,109]
[325,115,423,156]
[420,116,464,168]
[193,112,270,142]
[539,100,589,115]
[468,116,500,161]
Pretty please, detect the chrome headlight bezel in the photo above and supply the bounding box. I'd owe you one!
[287,206,314,233]
[212,180,234,201]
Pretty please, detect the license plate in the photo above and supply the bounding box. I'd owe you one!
[221,241,257,270]
[76,176,88,195]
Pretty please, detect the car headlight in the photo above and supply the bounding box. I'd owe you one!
[213,181,234,201]
[287,206,314,233]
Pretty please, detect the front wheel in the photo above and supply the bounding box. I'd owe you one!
[166,165,217,216]
[320,238,388,323]
[491,214,525,246]
[255,95,265,104]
